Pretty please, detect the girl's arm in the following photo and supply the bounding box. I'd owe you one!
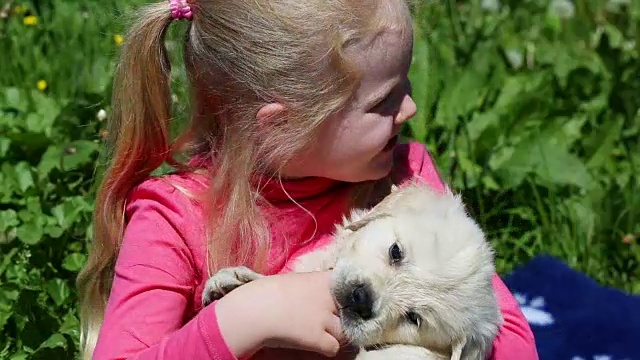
[488,274,539,359]
[91,181,246,360]
[399,142,539,360]
[92,179,348,360]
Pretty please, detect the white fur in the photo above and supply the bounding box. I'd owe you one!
[203,180,503,359]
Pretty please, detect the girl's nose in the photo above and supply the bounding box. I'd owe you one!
[394,94,417,125]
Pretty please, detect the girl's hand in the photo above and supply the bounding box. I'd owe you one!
[214,271,344,358]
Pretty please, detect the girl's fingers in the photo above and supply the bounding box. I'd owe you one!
[317,331,341,358]
[326,314,346,344]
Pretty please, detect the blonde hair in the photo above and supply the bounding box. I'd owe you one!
[76,0,411,358]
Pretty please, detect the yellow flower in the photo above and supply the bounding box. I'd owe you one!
[114,34,124,46]
[37,80,47,91]
[13,5,28,14]
[23,15,37,25]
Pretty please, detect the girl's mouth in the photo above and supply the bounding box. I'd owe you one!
[383,135,399,152]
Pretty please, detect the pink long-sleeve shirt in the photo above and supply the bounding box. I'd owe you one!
[93,141,538,360]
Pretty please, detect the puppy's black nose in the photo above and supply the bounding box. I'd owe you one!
[347,284,373,320]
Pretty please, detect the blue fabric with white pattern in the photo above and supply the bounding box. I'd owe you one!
[502,254,640,360]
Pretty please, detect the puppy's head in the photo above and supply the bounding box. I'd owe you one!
[331,182,502,359]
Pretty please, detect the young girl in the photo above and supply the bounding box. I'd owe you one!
[77,0,538,359]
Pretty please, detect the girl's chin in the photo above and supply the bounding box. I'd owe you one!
[381,135,399,153]
[366,151,396,180]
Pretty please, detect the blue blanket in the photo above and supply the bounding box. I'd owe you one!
[501,255,640,360]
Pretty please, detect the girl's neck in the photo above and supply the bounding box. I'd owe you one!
[186,153,347,203]
[254,172,346,203]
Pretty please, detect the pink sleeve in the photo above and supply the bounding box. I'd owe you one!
[92,180,238,360]
[403,142,539,360]
[489,274,539,359]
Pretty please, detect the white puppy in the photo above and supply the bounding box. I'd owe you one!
[202,181,503,359]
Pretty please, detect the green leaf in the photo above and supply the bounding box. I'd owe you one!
[9,352,29,360]
[59,313,80,338]
[61,253,86,272]
[37,145,63,180]
[25,113,49,134]
[38,140,100,178]
[25,196,43,215]
[0,288,18,333]
[434,68,487,129]
[463,111,502,161]
[2,87,28,113]
[16,220,45,245]
[0,172,15,203]
[62,140,100,171]
[86,57,116,95]
[0,210,19,231]
[536,41,609,89]
[563,197,597,237]
[458,153,483,187]
[493,136,594,189]
[0,248,18,277]
[0,112,18,134]
[579,92,609,114]
[85,222,94,242]
[466,112,500,142]
[29,90,61,134]
[0,137,10,157]
[585,116,624,171]
[37,333,67,350]
[493,72,552,113]
[407,23,451,142]
[591,23,625,49]
[33,333,70,360]
[542,146,591,187]
[544,12,562,34]
[45,225,64,239]
[46,279,70,307]
[51,196,89,230]
[13,162,35,194]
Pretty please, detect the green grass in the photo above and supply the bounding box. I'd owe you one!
[1,0,639,358]
[406,0,640,286]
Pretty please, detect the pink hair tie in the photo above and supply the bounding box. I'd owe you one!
[170,0,192,20]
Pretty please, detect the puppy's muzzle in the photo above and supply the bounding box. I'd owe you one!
[337,282,374,320]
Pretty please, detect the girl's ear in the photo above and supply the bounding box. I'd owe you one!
[256,102,286,124]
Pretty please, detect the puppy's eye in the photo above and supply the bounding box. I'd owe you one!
[406,312,421,327]
[389,242,403,264]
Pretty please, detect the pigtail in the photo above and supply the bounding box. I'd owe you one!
[76,3,176,359]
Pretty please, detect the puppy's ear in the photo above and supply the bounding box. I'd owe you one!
[451,335,492,360]
[450,337,466,360]
[344,212,391,232]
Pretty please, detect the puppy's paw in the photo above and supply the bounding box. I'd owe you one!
[201,266,263,307]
